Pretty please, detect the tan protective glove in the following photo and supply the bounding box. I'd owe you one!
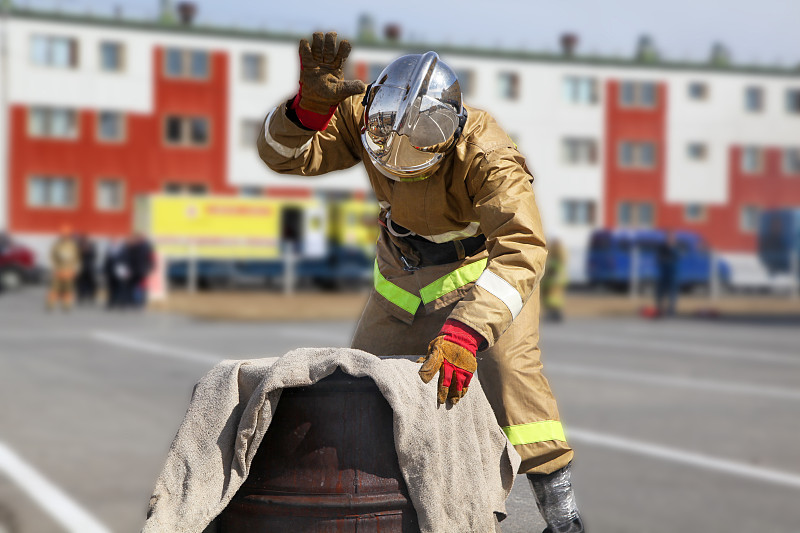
[297,32,366,115]
[417,336,478,405]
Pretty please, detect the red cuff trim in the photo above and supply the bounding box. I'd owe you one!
[440,319,483,355]
[290,91,336,131]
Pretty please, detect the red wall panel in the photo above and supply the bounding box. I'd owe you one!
[8,47,231,236]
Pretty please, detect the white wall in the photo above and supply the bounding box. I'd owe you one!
[666,72,800,205]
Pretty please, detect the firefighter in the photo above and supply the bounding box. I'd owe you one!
[258,33,584,533]
[541,239,568,322]
[48,225,81,311]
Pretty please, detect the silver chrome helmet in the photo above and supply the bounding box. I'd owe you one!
[361,52,467,182]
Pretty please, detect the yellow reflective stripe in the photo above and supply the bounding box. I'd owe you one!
[419,259,487,304]
[502,421,566,446]
[373,261,421,315]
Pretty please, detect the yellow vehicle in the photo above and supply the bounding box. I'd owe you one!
[134,195,378,288]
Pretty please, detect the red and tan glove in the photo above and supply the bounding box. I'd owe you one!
[417,320,484,405]
[291,31,366,131]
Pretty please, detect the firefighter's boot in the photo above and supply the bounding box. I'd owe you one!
[526,463,585,533]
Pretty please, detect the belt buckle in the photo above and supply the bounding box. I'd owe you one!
[400,255,420,272]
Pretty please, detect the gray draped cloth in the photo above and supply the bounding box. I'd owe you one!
[142,347,521,533]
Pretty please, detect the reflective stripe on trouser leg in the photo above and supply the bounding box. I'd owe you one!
[477,284,574,475]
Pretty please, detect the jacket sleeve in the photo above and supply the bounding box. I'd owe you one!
[257,95,363,176]
[447,147,547,348]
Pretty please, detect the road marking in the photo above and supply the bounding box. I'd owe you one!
[548,363,800,401]
[91,331,281,367]
[0,441,111,533]
[91,331,223,365]
[545,332,800,366]
[568,427,800,490]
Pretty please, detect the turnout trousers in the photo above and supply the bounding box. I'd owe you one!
[351,282,574,475]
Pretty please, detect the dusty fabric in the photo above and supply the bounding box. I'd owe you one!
[142,348,520,533]
[352,286,574,475]
[259,96,548,348]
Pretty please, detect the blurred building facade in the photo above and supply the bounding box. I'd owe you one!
[0,6,799,281]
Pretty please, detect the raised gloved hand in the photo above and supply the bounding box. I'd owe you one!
[291,31,366,130]
[417,320,484,405]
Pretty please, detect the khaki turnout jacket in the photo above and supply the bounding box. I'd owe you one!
[258,96,547,348]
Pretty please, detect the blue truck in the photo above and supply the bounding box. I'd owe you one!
[757,208,800,276]
[587,229,731,291]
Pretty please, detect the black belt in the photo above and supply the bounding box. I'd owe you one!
[386,219,486,269]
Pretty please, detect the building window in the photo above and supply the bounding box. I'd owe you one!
[96,179,125,211]
[618,201,654,228]
[740,205,760,233]
[562,138,598,165]
[687,142,708,161]
[97,111,125,142]
[563,76,598,104]
[241,119,263,147]
[241,53,266,82]
[239,187,263,197]
[163,115,210,147]
[783,148,800,175]
[163,182,208,195]
[28,107,78,139]
[27,176,77,208]
[688,82,708,100]
[454,69,474,97]
[30,35,78,68]
[786,89,800,114]
[497,72,519,100]
[561,200,596,226]
[619,81,657,108]
[740,146,764,174]
[99,41,124,72]
[618,141,656,169]
[744,86,763,112]
[684,204,706,222]
[164,48,210,79]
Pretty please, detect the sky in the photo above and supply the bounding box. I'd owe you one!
[18,0,800,66]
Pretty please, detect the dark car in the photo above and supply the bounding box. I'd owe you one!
[0,236,39,291]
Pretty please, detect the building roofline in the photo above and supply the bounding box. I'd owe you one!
[7,7,800,78]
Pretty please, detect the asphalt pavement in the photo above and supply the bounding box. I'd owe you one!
[1,288,799,532]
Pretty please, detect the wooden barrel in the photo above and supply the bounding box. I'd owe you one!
[218,368,420,532]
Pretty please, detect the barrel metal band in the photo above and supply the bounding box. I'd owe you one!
[373,259,488,314]
[502,420,566,446]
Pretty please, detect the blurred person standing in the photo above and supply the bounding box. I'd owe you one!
[541,239,568,322]
[103,237,128,309]
[258,34,585,532]
[76,235,98,305]
[655,231,680,316]
[47,226,81,311]
[126,233,155,309]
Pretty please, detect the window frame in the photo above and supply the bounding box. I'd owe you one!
[163,115,212,148]
[96,111,127,143]
[786,89,800,114]
[99,40,125,73]
[619,80,658,109]
[739,205,761,234]
[27,107,80,140]
[497,71,520,101]
[782,148,800,176]
[163,182,209,196]
[687,81,709,101]
[744,86,764,113]
[241,52,266,82]
[687,142,708,162]
[26,175,78,210]
[618,140,657,169]
[95,178,126,212]
[683,203,707,223]
[30,34,79,69]
[740,146,764,175]
[163,47,211,80]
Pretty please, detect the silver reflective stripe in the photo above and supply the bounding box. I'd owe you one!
[262,107,313,159]
[475,269,524,319]
[419,221,480,243]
